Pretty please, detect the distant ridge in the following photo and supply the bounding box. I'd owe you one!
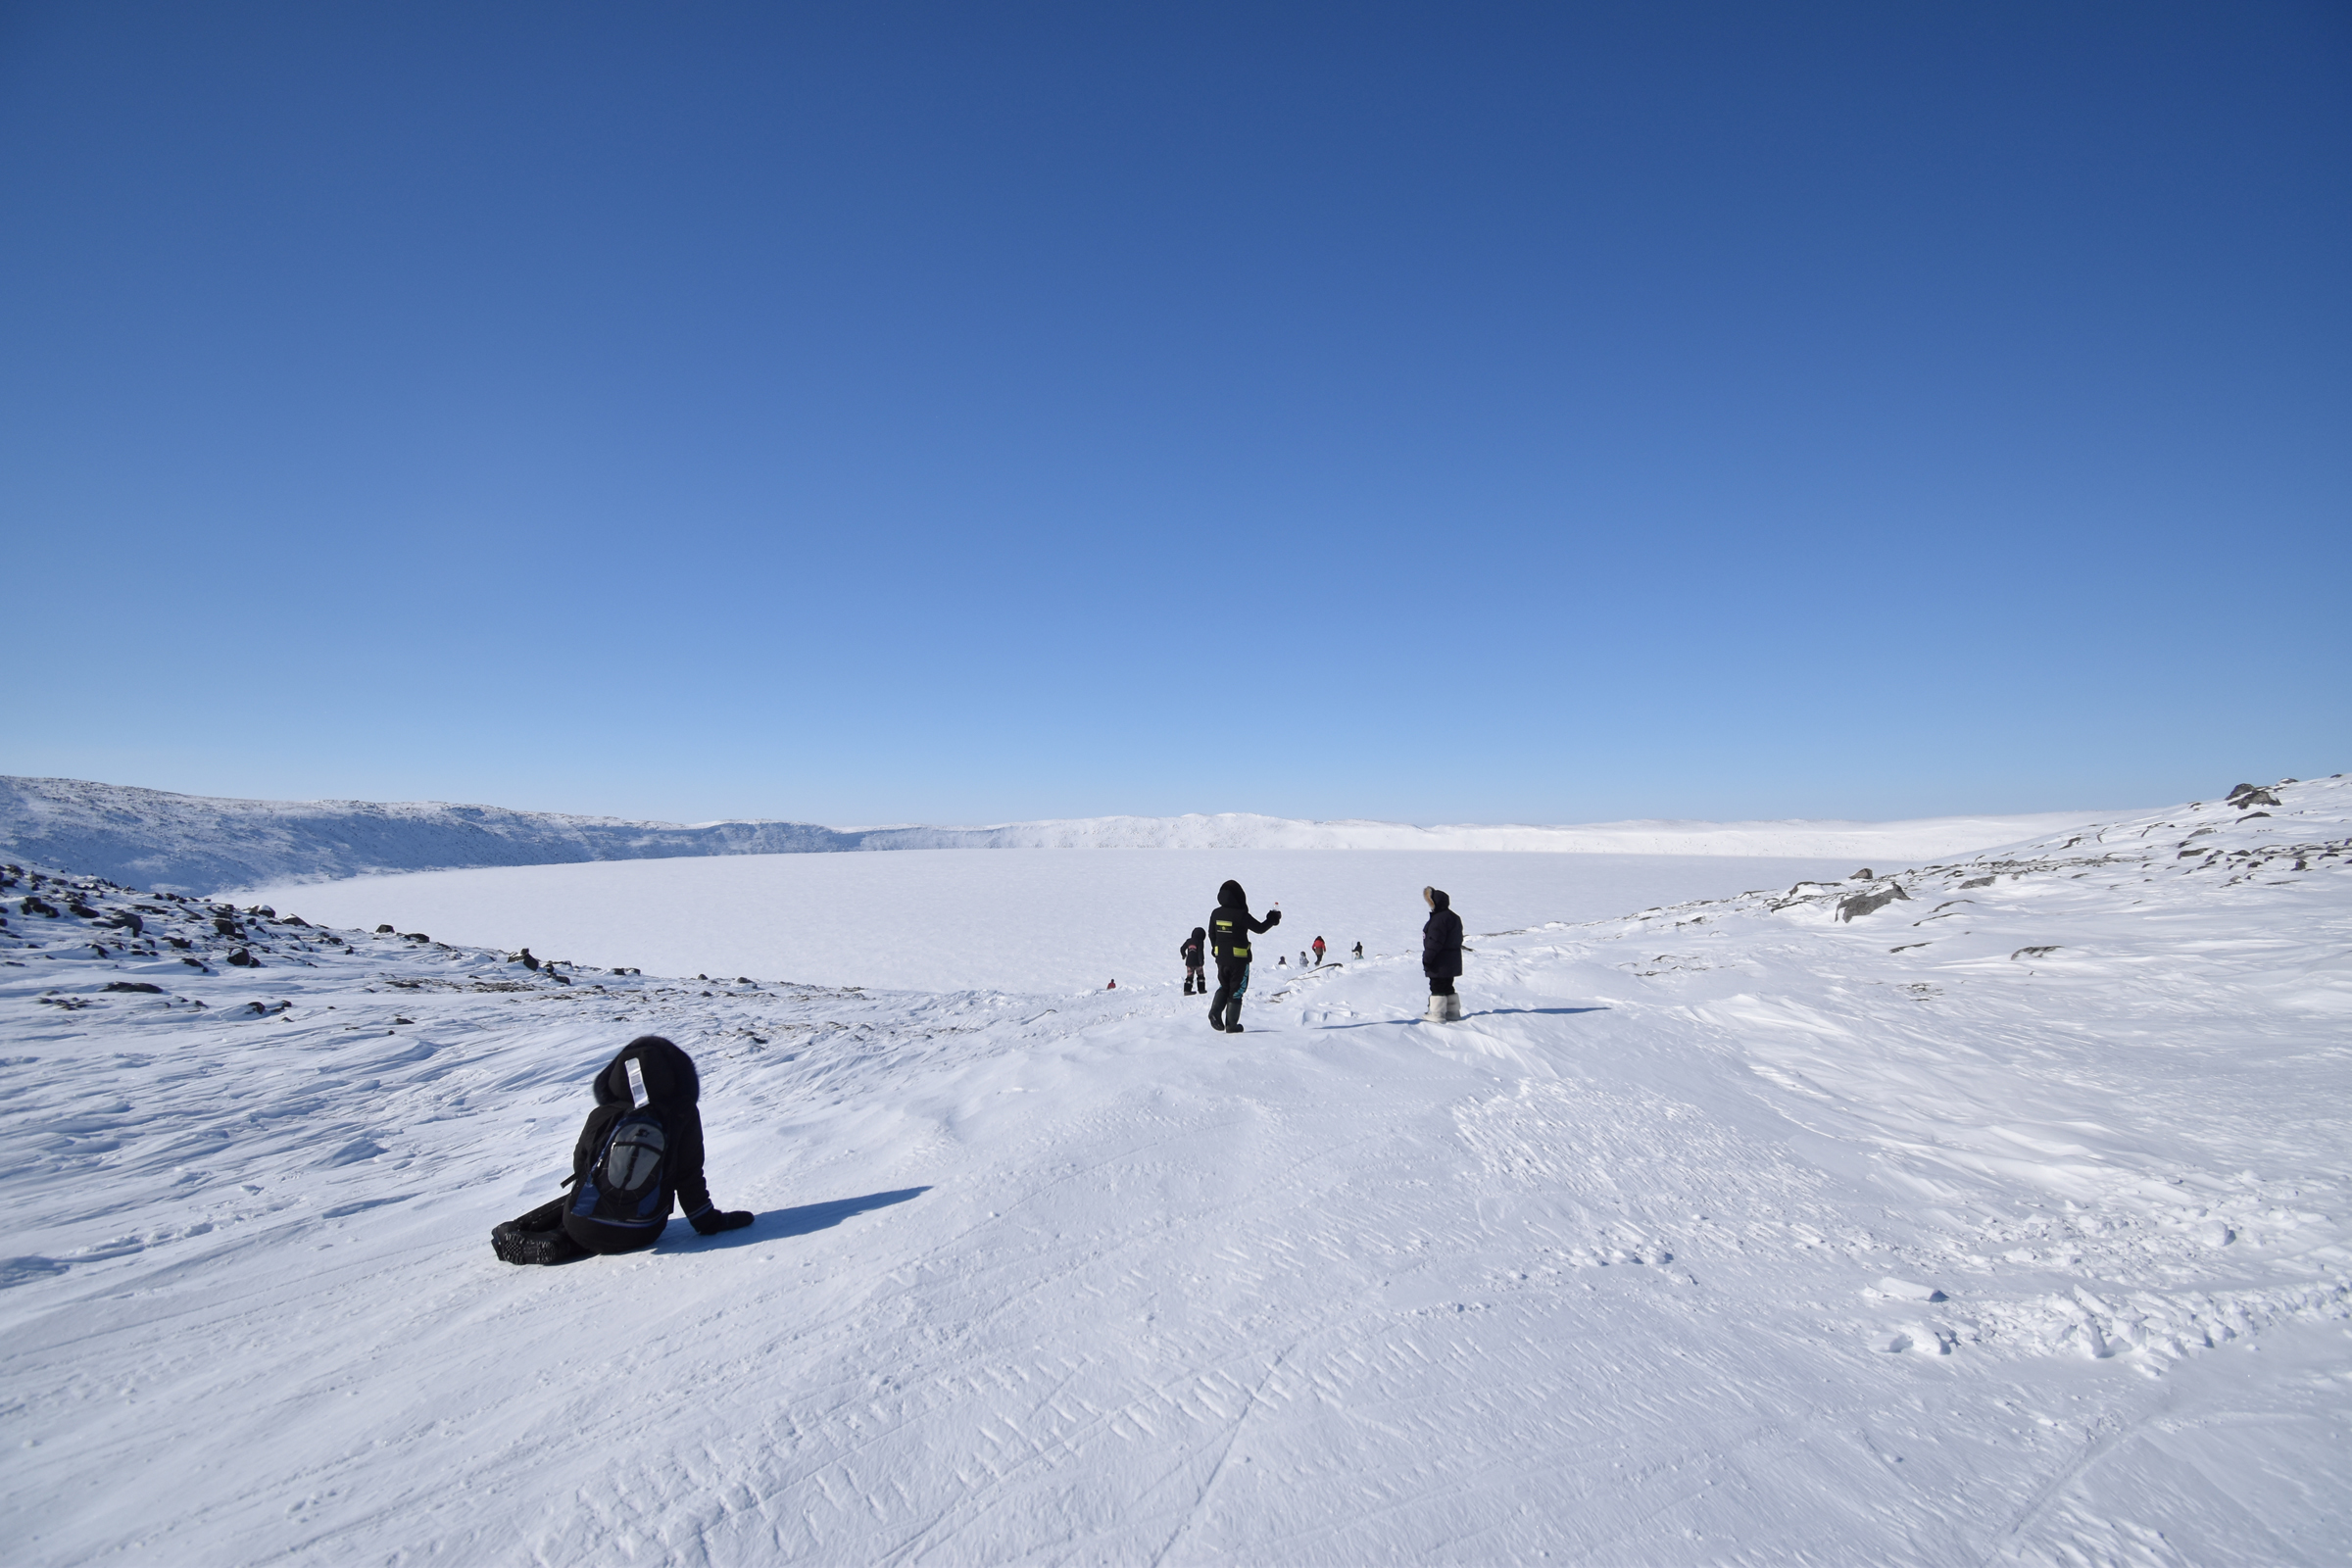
[0,775,2113,895]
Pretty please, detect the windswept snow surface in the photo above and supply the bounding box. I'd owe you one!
[0,773,2105,895]
[5,778,2350,1565]
[235,851,1882,995]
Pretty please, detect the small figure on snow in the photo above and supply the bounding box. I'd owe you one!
[1181,927,1206,995]
[1206,880,1280,1033]
[1351,941,1363,959]
[1107,978,1117,989]
[1278,954,1288,966]
[492,1035,754,1265]
[1312,935,1326,965]
[1422,887,1464,1023]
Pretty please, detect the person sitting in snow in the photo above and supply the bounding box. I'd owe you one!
[492,1034,753,1263]
[1206,879,1280,1033]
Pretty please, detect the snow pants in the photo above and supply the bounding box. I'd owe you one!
[562,1206,668,1255]
[1426,971,1455,997]
[1208,957,1250,1028]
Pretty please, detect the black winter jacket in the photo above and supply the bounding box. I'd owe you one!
[1181,928,1205,967]
[1422,888,1464,978]
[565,1036,715,1247]
[1208,880,1280,961]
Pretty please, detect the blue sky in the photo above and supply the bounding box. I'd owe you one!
[3,2,2344,826]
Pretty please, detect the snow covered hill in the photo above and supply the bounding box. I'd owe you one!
[0,775,859,894]
[2,775,2346,1564]
[0,774,2112,896]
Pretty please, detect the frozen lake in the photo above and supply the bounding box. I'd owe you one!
[244,849,1877,993]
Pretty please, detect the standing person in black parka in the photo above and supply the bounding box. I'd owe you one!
[1206,879,1281,1033]
[1181,927,1207,995]
[1421,886,1464,1022]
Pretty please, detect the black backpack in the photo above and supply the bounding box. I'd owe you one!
[568,1103,671,1226]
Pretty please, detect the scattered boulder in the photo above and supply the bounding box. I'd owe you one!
[165,936,191,950]
[376,924,395,934]
[1849,867,1875,881]
[225,948,261,968]
[180,956,205,968]
[2011,946,2061,960]
[1836,885,1911,922]
[1958,875,1994,890]
[214,916,242,937]
[2226,783,2280,808]
[20,896,58,917]
[402,932,430,943]
[104,981,165,994]
[513,948,540,970]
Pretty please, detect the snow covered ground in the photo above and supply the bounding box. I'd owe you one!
[235,850,1884,995]
[4,777,2348,1564]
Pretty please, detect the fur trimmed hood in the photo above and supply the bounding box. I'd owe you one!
[592,1035,701,1107]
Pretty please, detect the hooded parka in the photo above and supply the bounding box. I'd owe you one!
[563,1035,718,1253]
[1422,887,1464,985]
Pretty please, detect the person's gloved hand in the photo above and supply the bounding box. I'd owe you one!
[692,1207,755,1235]
[1265,908,1283,926]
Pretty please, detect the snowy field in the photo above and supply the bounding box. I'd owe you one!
[238,851,1883,995]
[4,779,2349,1564]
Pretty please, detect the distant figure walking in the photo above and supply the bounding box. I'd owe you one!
[1312,935,1326,965]
[1107,979,1117,989]
[1181,927,1206,995]
[1351,941,1363,959]
[1422,887,1463,1022]
[1207,880,1280,1033]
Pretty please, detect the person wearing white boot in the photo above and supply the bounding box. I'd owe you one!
[1421,886,1464,1022]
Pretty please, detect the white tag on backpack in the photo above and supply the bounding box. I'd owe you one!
[625,1056,648,1107]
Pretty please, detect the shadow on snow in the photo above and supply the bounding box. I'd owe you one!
[679,1186,932,1250]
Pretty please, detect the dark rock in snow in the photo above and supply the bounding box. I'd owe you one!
[1958,875,1995,889]
[2012,946,2061,960]
[1849,868,1875,881]
[1836,885,1911,922]
[513,948,540,970]
[376,924,395,933]
[225,948,261,967]
[21,896,58,916]
[105,981,164,993]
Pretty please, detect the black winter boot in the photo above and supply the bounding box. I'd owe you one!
[1225,1003,1244,1034]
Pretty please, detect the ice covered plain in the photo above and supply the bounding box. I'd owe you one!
[3,780,2348,1564]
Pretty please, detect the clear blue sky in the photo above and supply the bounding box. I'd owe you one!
[3,2,2345,826]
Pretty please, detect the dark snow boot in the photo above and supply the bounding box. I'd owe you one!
[1225,1003,1244,1034]
[493,1198,587,1265]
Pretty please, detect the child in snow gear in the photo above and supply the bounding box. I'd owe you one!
[1421,887,1464,1022]
[1181,927,1206,994]
[1312,936,1326,965]
[1206,879,1280,1032]
[490,1035,753,1264]
[1351,941,1363,959]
